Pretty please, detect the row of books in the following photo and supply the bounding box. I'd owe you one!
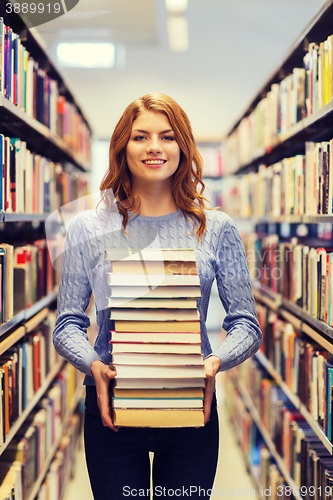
[223,33,333,173]
[36,412,82,500]
[257,303,333,440]
[0,135,89,214]
[105,248,205,427]
[0,241,61,324]
[227,365,333,496]
[243,234,333,326]
[0,363,82,500]
[220,138,333,218]
[226,380,289,500]
[0,312,59,445]
[0,18,91,163]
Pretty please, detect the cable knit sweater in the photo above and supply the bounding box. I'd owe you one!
[53,205,262,385]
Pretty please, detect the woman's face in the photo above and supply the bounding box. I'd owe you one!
[125,110,181,189]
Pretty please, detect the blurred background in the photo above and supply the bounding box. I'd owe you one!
[35,0,325,191]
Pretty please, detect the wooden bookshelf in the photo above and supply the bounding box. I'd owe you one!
[227,0,333,137]
[0,358,65,456]
[0,289,58,339]
[0,6,91,498]
[255,351,333,454]
[252,282,333,344]
[0,94,90,172]
[26,381,85,500]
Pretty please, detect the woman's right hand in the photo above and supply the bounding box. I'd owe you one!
[90,360,118,431]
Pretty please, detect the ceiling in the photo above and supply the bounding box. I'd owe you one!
[37,0,326,142]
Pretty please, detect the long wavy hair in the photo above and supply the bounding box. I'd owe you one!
[99,92,212,241]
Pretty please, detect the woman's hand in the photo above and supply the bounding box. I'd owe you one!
[203,355,221,425]
[90,360,118,431]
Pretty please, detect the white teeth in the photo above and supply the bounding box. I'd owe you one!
[143,160,165,165]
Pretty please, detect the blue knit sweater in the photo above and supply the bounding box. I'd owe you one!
[53,206,262,385]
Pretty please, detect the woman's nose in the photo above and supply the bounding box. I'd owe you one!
[146,138,162,153]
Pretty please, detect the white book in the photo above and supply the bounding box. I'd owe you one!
[115,378,206,389]
[105,248,196,262]
[109,285,201,298]
[112,398,203,409]
[115,364,205,379]
[112,352,203,366]
[108,273,200,287]
[110,308,200,321]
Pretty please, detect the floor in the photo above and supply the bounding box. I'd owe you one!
[64,287,259,499]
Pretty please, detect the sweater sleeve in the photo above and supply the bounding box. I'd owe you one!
[53,214,102,376]
[211,215,262,371]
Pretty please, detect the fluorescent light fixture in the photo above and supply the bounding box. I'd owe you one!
[57,43,116,68]
[165,0,188,13]
[167,16,189,53]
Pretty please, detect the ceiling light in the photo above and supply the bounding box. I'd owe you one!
[57,43,116,68]
[165,0,188,13]
[167,16,189,53]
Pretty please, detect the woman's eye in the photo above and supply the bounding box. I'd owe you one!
[163,136,175,141]
[133,136,146,141]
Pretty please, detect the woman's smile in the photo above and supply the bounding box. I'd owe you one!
[126,110,181,186]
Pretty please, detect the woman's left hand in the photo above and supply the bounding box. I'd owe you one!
[203,355,221,425]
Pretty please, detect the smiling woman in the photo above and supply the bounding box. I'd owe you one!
[125,110,181,214]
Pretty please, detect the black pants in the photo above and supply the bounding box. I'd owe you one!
[84,386,219,500]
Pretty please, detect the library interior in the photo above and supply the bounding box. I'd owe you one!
[0,0,333,498]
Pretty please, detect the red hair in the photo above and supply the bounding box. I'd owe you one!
[99,93,211,241]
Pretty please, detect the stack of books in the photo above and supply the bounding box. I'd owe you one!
[105,248,205,427]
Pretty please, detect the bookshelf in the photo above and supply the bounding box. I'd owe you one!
[220,0,333,494]
[226,374,303,500]
[0,7,91,499]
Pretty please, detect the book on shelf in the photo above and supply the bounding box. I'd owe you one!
[108,247,205,427]
[110,331,201,344]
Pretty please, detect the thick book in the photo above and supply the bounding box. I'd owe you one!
[109,285,201,298]
[113,388,203,399]
[110,331,201,344]
[111,342,202,354]
[113,408,204,427]
[112,352,204,366]
[112,399,203,410]
[110,260,198,275]
[114,320,201,333]
[107,297,197,309]
[110,308,200,321]
[105,248,197,262]
[108,273,200,287]
[114,364,205,379]
[114,378,205,389]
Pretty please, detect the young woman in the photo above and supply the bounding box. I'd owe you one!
[53,93,262,499]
